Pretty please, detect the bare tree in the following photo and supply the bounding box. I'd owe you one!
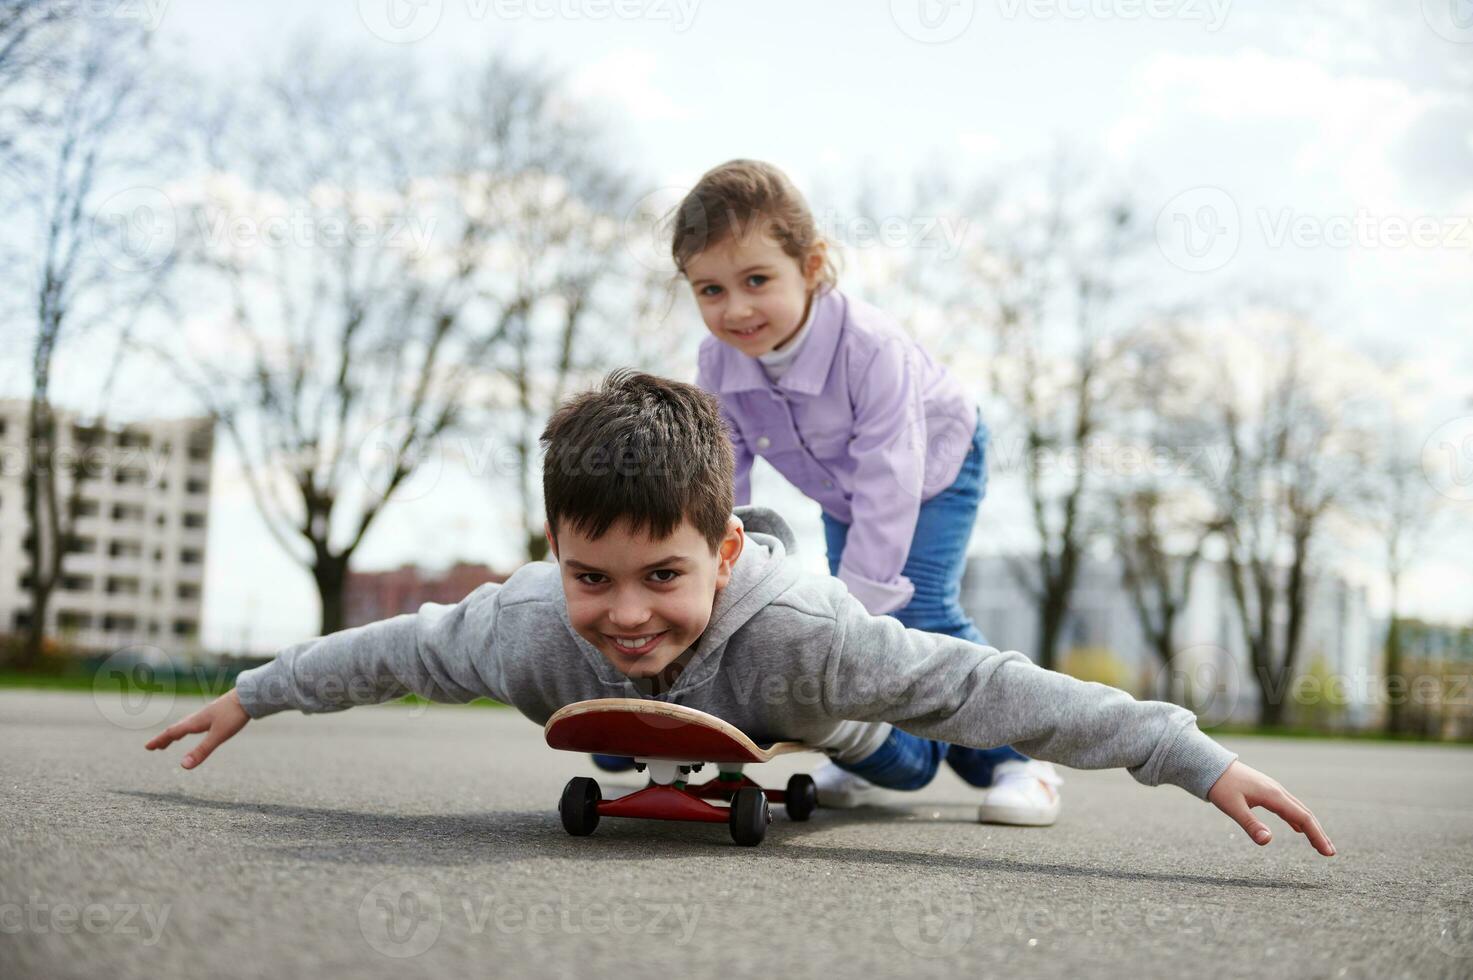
[1108,318,1223,694]
[148,43,630,633]
[1102,315,1224,694]
[5,21,178,668]
[1192,311,1374,726]
[843,157,1151,671]
[0,0,70,182]
[462,67,633,560]
[1368,417,1444,733]
[973,164,1148,672]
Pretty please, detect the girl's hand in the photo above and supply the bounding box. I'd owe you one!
[144,689,250,769]
[1207,760,1335,856]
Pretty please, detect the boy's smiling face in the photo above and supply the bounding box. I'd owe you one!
[684,225,826,358]
[546,516,744,678]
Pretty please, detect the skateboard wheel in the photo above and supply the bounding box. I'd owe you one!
[784,773,818,821]
[560,776,601,836]
[729,787,769,846]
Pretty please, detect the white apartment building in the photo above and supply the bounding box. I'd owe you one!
[0,399,214,657]
[962,553,1380,728]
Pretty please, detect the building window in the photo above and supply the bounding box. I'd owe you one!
[172,619,198,638]
[117,429,150,449]
[69,499,100,518]
[60,575,93,592]
[66,537,97,554]
[105,576,141,595]
[185,477,207,494]
[13,611,31,630]
[72,425,104,448]
[177,583,201,600]
[58,610,94,630]
[187,441,211,462]
[111,503,146,521]
[102,614,138,632]
[109,540,143,558]
[183,512,206,529]
[114,467,148,486]
[180,548,203,565]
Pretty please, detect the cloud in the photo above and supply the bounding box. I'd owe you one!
[567,47,690,123]
[1105,48,1440,209]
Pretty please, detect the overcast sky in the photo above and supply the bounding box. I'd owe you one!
[18,0,1470,650]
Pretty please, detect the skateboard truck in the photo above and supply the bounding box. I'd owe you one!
[545,699,820,847]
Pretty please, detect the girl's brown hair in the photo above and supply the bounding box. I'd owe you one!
[670,159,838,288]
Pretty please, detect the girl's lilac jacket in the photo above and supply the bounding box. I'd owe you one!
[695,285,980,616]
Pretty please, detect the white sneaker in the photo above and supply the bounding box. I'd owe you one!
[976,760,1063,826]
[810,761,884,808]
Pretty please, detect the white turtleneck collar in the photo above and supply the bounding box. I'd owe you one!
[756,294,818,382]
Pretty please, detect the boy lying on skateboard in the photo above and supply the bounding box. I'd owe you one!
[146,371,1334,857]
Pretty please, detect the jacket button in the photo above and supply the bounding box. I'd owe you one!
[756,436,770,450]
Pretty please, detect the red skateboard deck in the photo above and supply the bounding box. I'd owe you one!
[544,698,808,764]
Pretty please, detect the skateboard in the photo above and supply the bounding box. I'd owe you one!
[544,698,821,846]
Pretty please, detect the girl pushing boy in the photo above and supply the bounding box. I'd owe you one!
[678,160,1063,824]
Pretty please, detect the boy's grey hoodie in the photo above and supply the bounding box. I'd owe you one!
[235,507,1238,799]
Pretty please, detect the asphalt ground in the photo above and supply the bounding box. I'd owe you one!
[2,689,1471,979]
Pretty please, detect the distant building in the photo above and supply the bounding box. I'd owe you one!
[1393,618,1473,740]
[344,562,510,627]
[962,553,1379,728]
[0,399,214,657]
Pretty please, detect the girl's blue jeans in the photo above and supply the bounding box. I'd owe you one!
[821,417,1029,790]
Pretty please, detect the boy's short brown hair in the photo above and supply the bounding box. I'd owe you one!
[540,370,734,552]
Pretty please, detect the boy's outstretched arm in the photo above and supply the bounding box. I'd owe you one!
[821,590,1336,855]
[1208,759,1335,856]
[143,581,511,767]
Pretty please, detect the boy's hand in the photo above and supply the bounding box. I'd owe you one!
[144,689,250,770]
[1207,760,1335,856]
